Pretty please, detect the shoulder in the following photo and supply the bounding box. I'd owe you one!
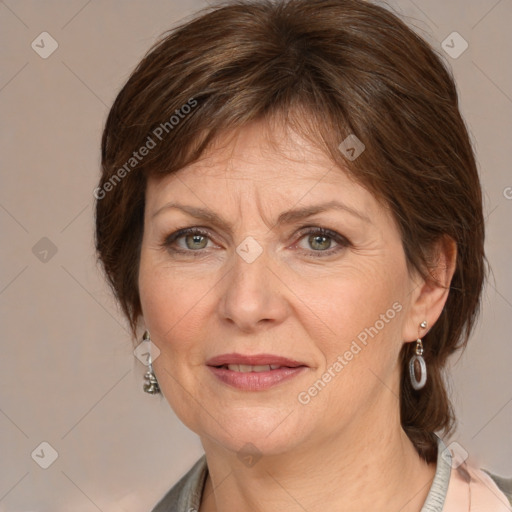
[150,455,208,512]
[444,463,512,511]
[482,469,512,508]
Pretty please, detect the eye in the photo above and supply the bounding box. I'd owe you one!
[161,226,350,258]
[294,227,350,257]
[161,227,216,255]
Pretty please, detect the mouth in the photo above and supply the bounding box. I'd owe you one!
[206,353,308,390]
[216,363,296,372]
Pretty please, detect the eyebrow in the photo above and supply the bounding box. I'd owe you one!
[151,200,372,229]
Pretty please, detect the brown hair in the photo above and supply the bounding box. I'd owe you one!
[95,0,486,462]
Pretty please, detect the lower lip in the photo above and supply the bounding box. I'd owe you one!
[207,366,308,391]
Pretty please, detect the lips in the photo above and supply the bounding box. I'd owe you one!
[224,364,283,372]
[206,353,308,391]
[206,353,306,368]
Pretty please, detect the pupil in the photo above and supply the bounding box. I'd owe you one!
[310,235,331,250]
[187,234,206,249]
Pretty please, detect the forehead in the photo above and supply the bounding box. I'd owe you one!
[149,120,360,187]
[143,121,407,251]
[145,119,386,225]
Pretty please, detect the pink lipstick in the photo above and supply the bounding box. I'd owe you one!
[206,353,308,391]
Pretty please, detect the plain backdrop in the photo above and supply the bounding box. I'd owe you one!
[0,0,511,511]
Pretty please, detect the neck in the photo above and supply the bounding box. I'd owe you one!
[199,406,437,512]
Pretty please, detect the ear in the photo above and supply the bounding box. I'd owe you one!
[401,236,457,342]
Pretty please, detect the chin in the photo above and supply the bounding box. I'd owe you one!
[210,430,303,459]
[195,407,311,458]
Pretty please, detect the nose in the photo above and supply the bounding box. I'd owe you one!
[218,246,290,333]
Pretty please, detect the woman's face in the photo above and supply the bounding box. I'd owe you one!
[138,120,423,457]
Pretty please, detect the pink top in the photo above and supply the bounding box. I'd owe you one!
[443,463,511,511]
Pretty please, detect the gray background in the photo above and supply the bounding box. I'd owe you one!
[0,0,511,510]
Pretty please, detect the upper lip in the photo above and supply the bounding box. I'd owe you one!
[206,353,307,368]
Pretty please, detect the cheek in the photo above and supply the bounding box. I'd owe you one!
[138,247,215,336]
[138,255,215,430]
[291,264,407,403]
[292,263,405,350]
[294,294,405,430]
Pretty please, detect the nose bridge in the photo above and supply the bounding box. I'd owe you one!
[219,238,287,330]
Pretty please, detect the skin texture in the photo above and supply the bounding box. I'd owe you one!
[138,119,456,512]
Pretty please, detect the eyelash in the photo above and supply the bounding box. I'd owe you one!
[161,226,351,258]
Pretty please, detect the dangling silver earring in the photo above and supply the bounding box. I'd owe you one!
[142,330,160,394]
[409,321,428,390]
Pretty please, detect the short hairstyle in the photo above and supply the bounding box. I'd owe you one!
[95,0,486,463]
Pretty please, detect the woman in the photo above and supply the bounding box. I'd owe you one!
[95,0,511,510]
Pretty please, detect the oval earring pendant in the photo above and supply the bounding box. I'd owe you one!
[409,354,427,390]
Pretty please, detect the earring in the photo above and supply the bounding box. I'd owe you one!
[409,321,428,390]
[142,331,161,394]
